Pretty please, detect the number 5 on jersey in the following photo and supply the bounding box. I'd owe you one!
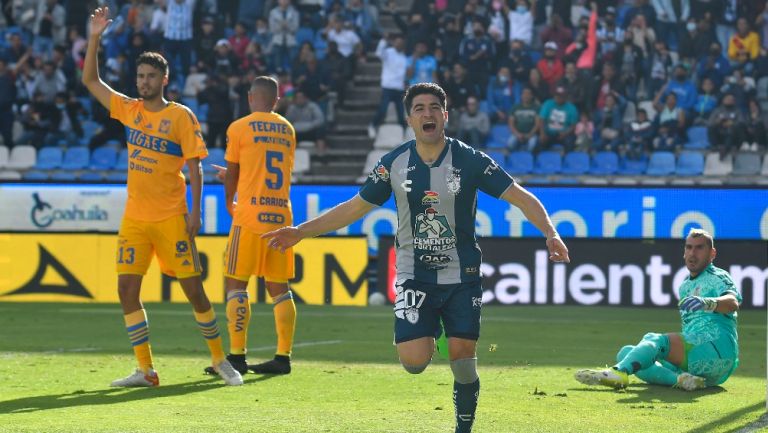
[266,151,283,190]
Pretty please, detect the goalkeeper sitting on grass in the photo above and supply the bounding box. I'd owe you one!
[576,229,741,391]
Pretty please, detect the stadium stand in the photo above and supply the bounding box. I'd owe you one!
[0,0,765,185]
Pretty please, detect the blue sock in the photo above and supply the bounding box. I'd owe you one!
[614,333,670,374]
[454,379,479,433]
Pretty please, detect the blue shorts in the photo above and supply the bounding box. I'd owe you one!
[393,279,483,344]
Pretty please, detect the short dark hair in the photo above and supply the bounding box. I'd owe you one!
[136,52,169,76]
[403,82,447,114]
[250,75,279,102]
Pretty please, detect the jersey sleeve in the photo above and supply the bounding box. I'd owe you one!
[358,159,393,206]
[224,122,240,163]
[718,273,742,303]
[109,93,137,125]
[177,106,208,160]
[475,150,515,198]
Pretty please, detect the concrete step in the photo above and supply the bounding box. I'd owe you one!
[328,134,373,149]
[336,109,375,125]
[356,61,381,76]
[333,124,368,135]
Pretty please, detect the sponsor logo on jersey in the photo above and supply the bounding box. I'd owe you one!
[144,122,153,130]
[483,158,500,175]
[159,119,171,134]
[421,191,440,206]
[398,165,416,174]
[414,208,456,253]
[129,149,159,165]
[182,259,191,266]
[446,166,461,195]
[418,253,452,270]
[258,212,286,224]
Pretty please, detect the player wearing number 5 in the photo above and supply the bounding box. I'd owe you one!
[263,83,569,433]
[204,76,298,377]
[82,7,242,387]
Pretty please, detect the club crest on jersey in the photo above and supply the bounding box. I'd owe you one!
[405,307,419,324]
[446,166,461,194]
[159,119,171,134]
[421,191,440,206]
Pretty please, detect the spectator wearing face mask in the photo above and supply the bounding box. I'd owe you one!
[486,66,521,124]
[540,14,573,58]
[708,92,746,157]
[663,64,697,112]
[506,0,534,46]
[564,3,598,72]
[537,41,564,91]
[697,42,732,88]
[459,20,495,91]
[597,6,624,58]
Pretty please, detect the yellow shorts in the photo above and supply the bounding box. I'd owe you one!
[224,225,295,282]
[116,214,202,278]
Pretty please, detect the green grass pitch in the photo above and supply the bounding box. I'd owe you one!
[0,303,764,433]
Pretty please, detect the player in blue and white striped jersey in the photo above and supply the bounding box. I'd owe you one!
[263,83,570,433]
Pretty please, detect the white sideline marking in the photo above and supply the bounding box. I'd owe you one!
[248,340,342,352]
[41,347,101,354]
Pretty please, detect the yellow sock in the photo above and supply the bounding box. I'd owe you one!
[194,308,226,364]
[272,291,296,357]
[226,289,251,355]
[124,309,153,373]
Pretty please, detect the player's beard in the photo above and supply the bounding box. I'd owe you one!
[138,86,162,101]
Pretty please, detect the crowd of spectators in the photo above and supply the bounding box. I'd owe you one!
[3,0,768,166]
[0,0,381,155]
[370,0,768,161]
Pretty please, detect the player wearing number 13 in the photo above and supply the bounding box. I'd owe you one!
[81,7,242,387]
[262,83,570,433]
[204,76,299,377]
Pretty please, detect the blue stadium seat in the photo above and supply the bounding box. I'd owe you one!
[79,171,105,182]
[105,171,128,183]
[23,170,49,181]
[115,148,130,170]
[203,148,226,173]
[50,171,78,181]
[533,151,562,174]
[684,126,709,150]
[61,147,90,171]
[590,151,619,175]
[618,157,648,175]
[676,151,704,176]
[296,27,315,45]
[34,147,63,170]
[646,151,676,176]
[485,150,506,167]
[561,151,590,175]
[505,151,534,174]
[81,120,101,140]
[486,124,511,148]
[91,146,118,170]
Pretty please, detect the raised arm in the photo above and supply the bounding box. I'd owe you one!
[262,194,375,252]
[500,182,570,262]
[82,7,120,110]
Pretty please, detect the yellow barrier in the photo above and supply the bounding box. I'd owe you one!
[0,234,368,306]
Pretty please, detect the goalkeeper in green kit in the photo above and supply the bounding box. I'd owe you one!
[575,229,741,391]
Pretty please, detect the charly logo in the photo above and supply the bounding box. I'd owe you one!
[30,192,109,229]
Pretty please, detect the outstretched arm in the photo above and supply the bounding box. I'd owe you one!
[262,194,375,252]
[82,7,120,110]
[501,183,570,263]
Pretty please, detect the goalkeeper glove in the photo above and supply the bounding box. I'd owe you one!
[679,296,718,313]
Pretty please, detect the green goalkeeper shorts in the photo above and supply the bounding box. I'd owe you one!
[682,333,739,386]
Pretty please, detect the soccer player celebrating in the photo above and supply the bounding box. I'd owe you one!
[203,76,298,376]
[575,229,741,391]
[82,7,242,387]
[263,83,570,433]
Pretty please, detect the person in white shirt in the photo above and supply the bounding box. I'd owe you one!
[368,34,407,139]
[507,0,534,46]
[163,0,194,80]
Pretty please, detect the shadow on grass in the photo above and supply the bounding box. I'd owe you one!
[0,373,278,414]
[568,383,726,403]
[689,401,766,433]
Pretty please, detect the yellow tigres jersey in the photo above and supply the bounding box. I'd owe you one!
[225,111,296,233]
[110,93,208,221]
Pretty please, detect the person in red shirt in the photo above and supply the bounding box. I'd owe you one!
[536,41,564,91]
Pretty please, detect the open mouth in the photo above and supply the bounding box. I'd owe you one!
[422,122,437,133]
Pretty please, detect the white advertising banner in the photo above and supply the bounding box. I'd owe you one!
[0,185,126,231]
